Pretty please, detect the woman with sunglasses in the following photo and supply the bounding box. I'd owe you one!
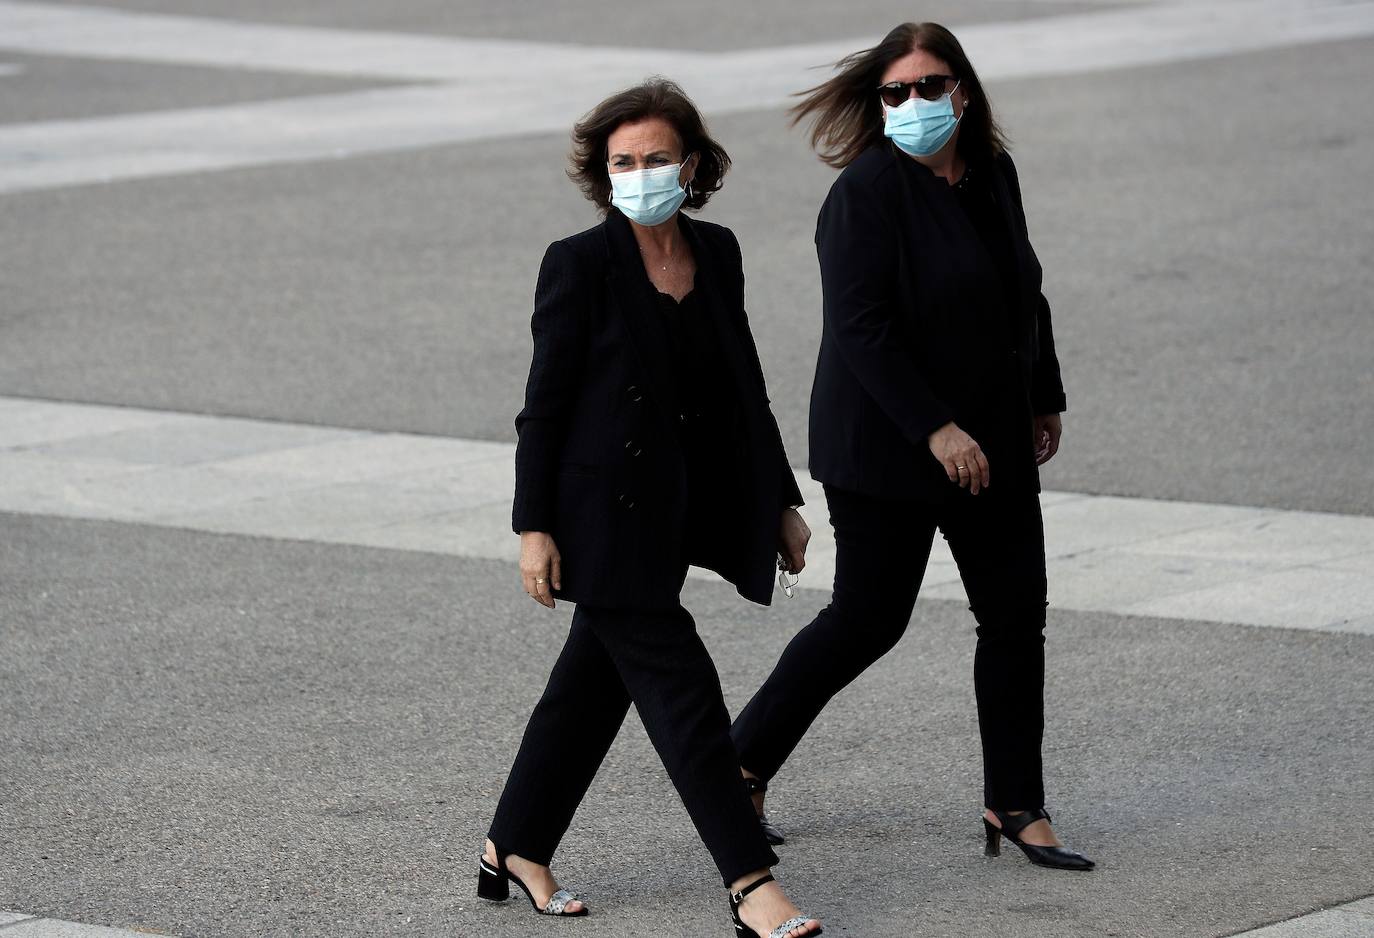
[731,22,1094,871]
[479,78,823,938]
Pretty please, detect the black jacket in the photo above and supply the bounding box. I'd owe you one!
[808,144,1067,502]
[512,209,803,610]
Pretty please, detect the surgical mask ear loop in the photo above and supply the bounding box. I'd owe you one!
[681,153,696,203]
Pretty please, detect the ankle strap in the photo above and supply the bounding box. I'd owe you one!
[485,843,510,872]
[743,777,768,796]
[991,807,1049,838]
[730,873,775,908]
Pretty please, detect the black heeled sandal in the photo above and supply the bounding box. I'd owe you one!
[729,874,822,938]
[477,847,588,916]
[744,777,785,846]
[983,807,1094,871]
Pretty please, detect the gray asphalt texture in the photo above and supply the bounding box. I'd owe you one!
[31,0,1100,50]
[0,53,401,124]
[4,36,1372,514]
[3,513,1372,938]
[3,2,1374,936]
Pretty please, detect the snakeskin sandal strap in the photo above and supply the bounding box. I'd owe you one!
[541,889,580,916]
[769,917,818,938]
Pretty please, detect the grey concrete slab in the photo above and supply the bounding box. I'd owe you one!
[919,546,1285,608]
[0,402,180,450]
[0,452,150,490]
[1344,897,1374,916]
[2,37,1370,514]
[2,918,174,936]
[159,478,481,539]
[1121,566,1374,633]
[1325,552,1374,576]
[27,0,1109,51]
[212,434,507,483]
[1231,908,1374,937]
[0,52,398,125]
[6,397,1374,633]
[28,417,358,467]
[3,511,1374,937]
[1127,512,1374,568]
[0,912,38,925]
[13,2,1374,196]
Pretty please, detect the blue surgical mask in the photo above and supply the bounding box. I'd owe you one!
[608,161,689,227]
[883,87,961,158]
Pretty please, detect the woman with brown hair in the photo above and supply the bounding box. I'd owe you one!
[478,78,823,938]
[730,23,1094,871]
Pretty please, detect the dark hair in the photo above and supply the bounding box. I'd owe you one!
[791,22,1008,169]
[569,77,730,213]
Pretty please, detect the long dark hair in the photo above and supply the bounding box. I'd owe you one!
[791,22,1008,169]
[568,77,731,213]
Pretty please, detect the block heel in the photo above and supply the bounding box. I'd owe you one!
[476,856,510,901]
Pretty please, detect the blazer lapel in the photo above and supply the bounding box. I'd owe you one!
[602,209,677,416]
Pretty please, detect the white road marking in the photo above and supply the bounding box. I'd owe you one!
[0,911,168,935]
[0,0,693,80]
[1227,896,1374,936]
[2,396,1371,635]
[2,0,1374,193]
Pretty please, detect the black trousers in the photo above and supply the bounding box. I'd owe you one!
[731,484,1048,809]
[488,602,778,886]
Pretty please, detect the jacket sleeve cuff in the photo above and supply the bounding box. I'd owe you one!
[780,465,804,510]
[1031,389,1067,415]
[511,499,554,535]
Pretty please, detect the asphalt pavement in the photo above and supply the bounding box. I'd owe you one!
[2,1,1372,935]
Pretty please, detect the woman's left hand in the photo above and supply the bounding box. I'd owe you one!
[1033,413,1063,465]
[778,508,811,574]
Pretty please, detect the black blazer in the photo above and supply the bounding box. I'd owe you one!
[512,209,803,610]
[808,143,1067,502]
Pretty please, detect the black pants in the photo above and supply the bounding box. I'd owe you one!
[488,602,778,886]
[731,484,1048,809]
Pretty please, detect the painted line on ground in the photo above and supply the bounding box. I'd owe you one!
[0,910,170,935]
[1226,895,1374,937]
[2,0,1374,193]
[2,396,1370,634]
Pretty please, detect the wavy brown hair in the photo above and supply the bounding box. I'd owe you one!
[568,77,730,214]
[792,22,1008,169]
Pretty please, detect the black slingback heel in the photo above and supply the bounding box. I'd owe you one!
[728,874,822,938]
[983,807,1094,871]
[744,777,785,846]
[477,847,588,916]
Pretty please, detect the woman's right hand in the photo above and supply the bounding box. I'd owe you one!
[519,531,562,608]
[927,421,990,494]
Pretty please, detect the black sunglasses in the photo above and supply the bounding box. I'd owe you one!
[878,74,959,107]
